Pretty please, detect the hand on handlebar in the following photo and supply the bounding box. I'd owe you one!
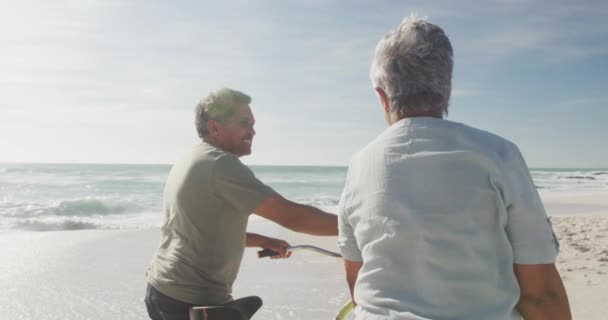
[259,237,292,259]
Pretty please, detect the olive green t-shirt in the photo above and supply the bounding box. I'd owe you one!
[147,142,275,305]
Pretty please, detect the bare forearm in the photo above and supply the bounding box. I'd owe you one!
[245,233,291,258]
[347,276,356,304]
[255,194,337,236]
[286,203,337,236]
[517,289,571,320]
[514,264,571,320]
[245,232,266,247]
[344,260,362,305]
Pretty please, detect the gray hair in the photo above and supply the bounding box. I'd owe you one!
[370,15,453,117]
[195,88,251,137]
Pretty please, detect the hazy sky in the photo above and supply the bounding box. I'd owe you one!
[1,0,607,168]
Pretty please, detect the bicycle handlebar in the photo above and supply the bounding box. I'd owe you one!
[257,245,342,258]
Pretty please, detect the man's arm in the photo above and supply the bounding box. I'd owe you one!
[246,232,291,259]
[344,259,363,305]
[513,263,571,320]
[255,194,337,236]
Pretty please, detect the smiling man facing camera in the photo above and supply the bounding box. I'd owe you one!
[145,88,337,320]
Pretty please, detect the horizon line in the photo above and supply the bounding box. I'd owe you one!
[1,160,606,171]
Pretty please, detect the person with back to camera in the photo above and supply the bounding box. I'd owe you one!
[337,15,571,320]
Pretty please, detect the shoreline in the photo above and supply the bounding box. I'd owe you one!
[2,194,608,319]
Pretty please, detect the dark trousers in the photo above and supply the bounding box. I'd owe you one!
[145,284,262,320]
[145,284,194,320]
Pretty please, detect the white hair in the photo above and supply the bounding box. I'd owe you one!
[370,14,453,117]
[195,88,251,137]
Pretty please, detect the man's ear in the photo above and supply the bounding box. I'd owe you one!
[375,87,393,125]
[375,87,390,114]
[207,119,221,137]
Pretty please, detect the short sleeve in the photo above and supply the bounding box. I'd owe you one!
[212,155,275,216]
[503,145,559,264]
[337,170,362,261]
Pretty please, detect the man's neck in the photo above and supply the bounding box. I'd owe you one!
[389,110,443,125]
[202,137,223,151]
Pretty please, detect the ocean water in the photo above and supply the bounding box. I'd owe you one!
[1,163,606,232]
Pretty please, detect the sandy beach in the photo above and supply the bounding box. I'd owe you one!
[545,193,608,320]
[1,192,607,319]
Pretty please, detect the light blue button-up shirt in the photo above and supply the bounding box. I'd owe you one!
[338,117,559,320]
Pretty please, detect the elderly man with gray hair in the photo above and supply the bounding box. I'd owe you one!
[337,16,571,320]
[145,88,337,320]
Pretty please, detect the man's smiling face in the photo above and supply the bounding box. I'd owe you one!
[212,104,256,157]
